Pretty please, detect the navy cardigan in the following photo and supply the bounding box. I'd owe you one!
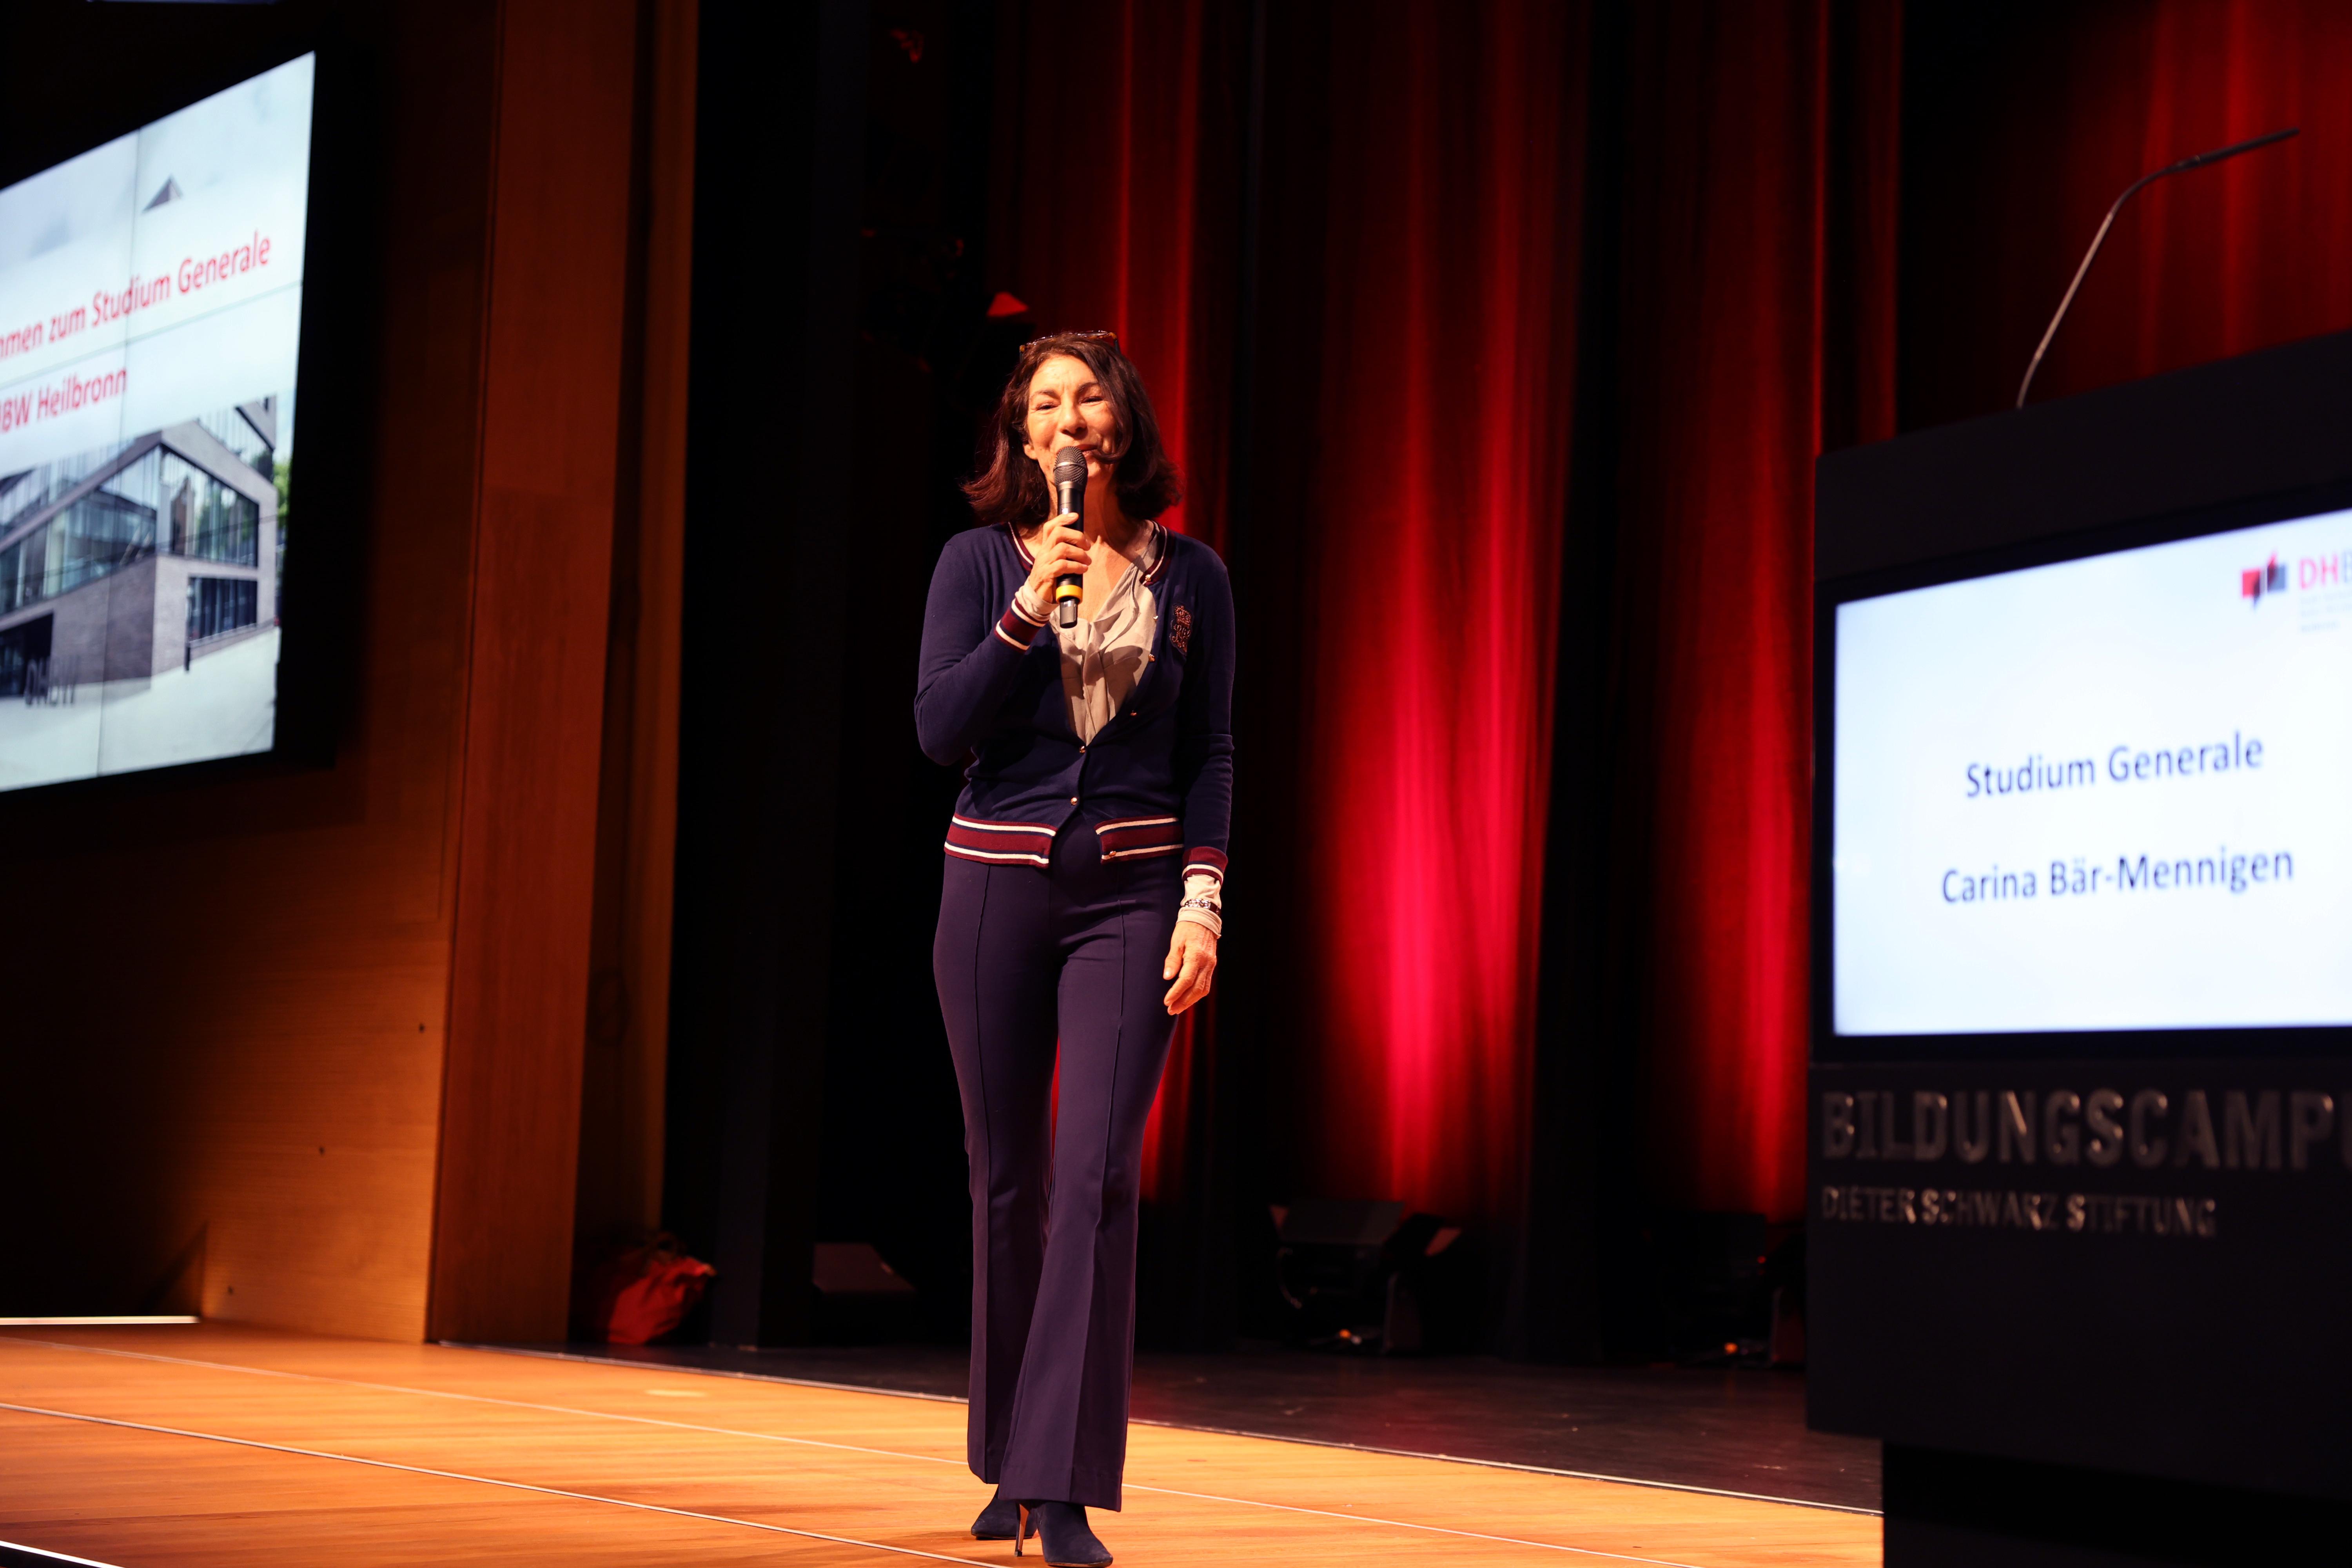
[915,521,1234,884]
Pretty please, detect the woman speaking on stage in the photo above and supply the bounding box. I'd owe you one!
[915,330,1234,1567]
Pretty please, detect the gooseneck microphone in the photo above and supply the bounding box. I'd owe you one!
[1052,446,1088,629]
[2016,126,2298,408]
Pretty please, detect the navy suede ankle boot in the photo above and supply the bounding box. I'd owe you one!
[1015,1500,1112,1566]
[970,1488,1020,1539]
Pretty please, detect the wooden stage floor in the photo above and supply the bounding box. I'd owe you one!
[0,1326,1879,1567]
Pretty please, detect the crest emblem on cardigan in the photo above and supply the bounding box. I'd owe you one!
[1170,604,1193,654]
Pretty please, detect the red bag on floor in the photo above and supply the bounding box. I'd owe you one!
[580,1234,715,1345]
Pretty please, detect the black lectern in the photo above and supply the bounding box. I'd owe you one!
[1812,331,2352,1563]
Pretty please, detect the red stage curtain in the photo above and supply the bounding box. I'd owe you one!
[973,0,2347,1262]
[1265,0,1895,1226]
[1611,1,1900,1223]
[986,0,1246,552]
[985,0,1899,1231]
[1905,0,2352,427]
[984,0,1251,1203]
[1267,2,1591,1223]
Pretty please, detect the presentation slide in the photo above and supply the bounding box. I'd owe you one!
[0,54,311,791]
[1835,505,2352,1035]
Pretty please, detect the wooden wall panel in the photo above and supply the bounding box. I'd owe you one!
[0,0,504,1342]
[0,0,667,1345]
[426,0,645,1343]
[575,0,698,1261]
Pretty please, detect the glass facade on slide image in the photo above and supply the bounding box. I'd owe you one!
[0,398,280,700]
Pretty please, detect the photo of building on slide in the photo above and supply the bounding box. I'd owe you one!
[0,396,286,788]
[0,49,310,791]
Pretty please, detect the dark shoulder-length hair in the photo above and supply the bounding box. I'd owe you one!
[964,332,1182,529]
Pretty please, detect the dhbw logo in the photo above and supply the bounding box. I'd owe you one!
[2241,553,2287,605]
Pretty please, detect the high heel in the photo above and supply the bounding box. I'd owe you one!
[1014,1500,1111,1566]
[971,1487,1020,1539]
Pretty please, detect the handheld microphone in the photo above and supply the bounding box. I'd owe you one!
[1051,446,1088,629]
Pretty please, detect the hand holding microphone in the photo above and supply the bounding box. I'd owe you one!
[1021,517,1090,622]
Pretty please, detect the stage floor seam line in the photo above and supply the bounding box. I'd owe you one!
[0,1539,127,1568]
[0,1400,1004,1568]
[445,1339,1884,1518]
[439,1340,973,1401]
[0,1394,1724,1568]
[0,1335,970,1468]
[1122,1420,1884,1517]
[0,1336,1818,1566]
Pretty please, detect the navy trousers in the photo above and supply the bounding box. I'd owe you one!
[933,826,1181,1512]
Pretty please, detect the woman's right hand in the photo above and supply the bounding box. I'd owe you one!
[1022,513,1091,616]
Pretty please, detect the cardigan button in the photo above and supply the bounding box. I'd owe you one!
[1069,796,1079,804]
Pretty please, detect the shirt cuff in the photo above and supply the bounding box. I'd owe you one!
[1176,868,1223,938]
[1175,905,1223,939]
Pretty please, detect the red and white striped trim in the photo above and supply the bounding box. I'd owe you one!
[993,596,1047,651]
[1095,815,1182,861]
[945,814,1056,866]
[1181,846,1227,884]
